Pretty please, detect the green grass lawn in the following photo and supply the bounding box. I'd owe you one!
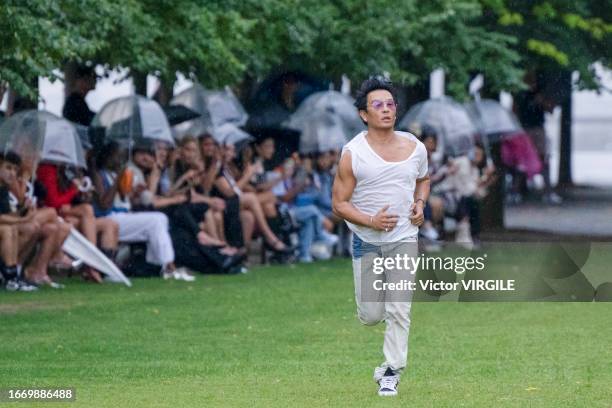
[1,256,612,407]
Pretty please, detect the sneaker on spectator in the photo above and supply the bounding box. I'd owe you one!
[455,220,474,250]
[298,255,314,263]
[319,231,339,246]
[161,267,175,280]
[5,278,38,292]
[173,268,196,282]
[543,192,563,205]
[420,225,439,241]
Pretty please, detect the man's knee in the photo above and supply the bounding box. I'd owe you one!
[357,307,384,326]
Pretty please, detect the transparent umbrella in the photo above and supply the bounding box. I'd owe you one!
[398,97,477,157]
[288,90,365,138]
[171,84,248,139]
[213,123,253,146]
[92,95,175,152]
[287,91,365,140]
[0,110,87,175]
[465,99,522,140]
[292,110,350,153]
[286,90,364,153]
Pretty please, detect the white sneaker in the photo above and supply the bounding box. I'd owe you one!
[162,268,175,280]
[5,278,38,292]
[544,192,563,205]
[174,268,196,282]
[421,225,439,241]
[455,220,473,250]
[377,368,399,396]
[319,231,339,246]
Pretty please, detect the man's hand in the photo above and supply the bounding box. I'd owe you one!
[409,200,425,226]
[372,205,399,232]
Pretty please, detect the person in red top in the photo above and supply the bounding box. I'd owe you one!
[36,162,119,282]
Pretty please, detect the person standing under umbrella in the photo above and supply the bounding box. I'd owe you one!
[514,71,561,204]
[332,77,430,397]
[63,65,97,127]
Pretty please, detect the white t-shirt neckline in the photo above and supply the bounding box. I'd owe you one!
[362,131,419,164]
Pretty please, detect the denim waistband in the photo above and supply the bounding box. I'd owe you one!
[352,233,382,259]
[352,232,418,259]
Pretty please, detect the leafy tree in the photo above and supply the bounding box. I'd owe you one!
[2,0,526,100]
[480,0,612,189]
[479,0,612,90]
[0,0,111,98]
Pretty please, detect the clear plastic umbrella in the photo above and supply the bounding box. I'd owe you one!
[286,90,365,153]
[287,91,365,140]
[398,97,477,157]
[171,84,248,139]
[294,110,350,153]
[0,110,87,174]
[214,123,253,146]
[465,99,522,139]
[92,95,175,151]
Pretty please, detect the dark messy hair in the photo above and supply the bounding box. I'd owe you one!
[420,124,438,143]
[95,141,121,169]
[354,76,397,112]
[0,151,22,166]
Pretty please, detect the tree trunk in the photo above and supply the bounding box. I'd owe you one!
[558,70,573,187]
[481,140,505,231]
[63,61,79,98]
[152,78,174,106]
[132,71,148,96]
[6,77,38,115]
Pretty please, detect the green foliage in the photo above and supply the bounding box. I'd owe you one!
[0,0,109,97]
[479,0,612,90]
[224,0,523,98]
[1,0,610,99]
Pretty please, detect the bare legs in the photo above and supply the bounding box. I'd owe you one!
[64,204,119,283]
[0,225,18,266]
[96,217,119,251]
[239,192,285,250]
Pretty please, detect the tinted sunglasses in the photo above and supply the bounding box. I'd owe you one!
[369,99,396,111]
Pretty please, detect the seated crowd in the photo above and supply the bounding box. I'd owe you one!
[0,133,341,291]
[415,126,497,249]
[0,124,495,292]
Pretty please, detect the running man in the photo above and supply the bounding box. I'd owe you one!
[332,77,430,396]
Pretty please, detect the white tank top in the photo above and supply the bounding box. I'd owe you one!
[341,131,428,243]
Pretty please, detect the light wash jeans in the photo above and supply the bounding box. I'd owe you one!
[352,233,418,380]
[291,204,326,260]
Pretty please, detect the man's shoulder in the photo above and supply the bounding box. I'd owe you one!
[395,130,419,142]
[346,131,368,146]
[395,131,426,152]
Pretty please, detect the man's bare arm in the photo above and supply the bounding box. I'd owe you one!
[409,176,430,226]
[413,176,430,205]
